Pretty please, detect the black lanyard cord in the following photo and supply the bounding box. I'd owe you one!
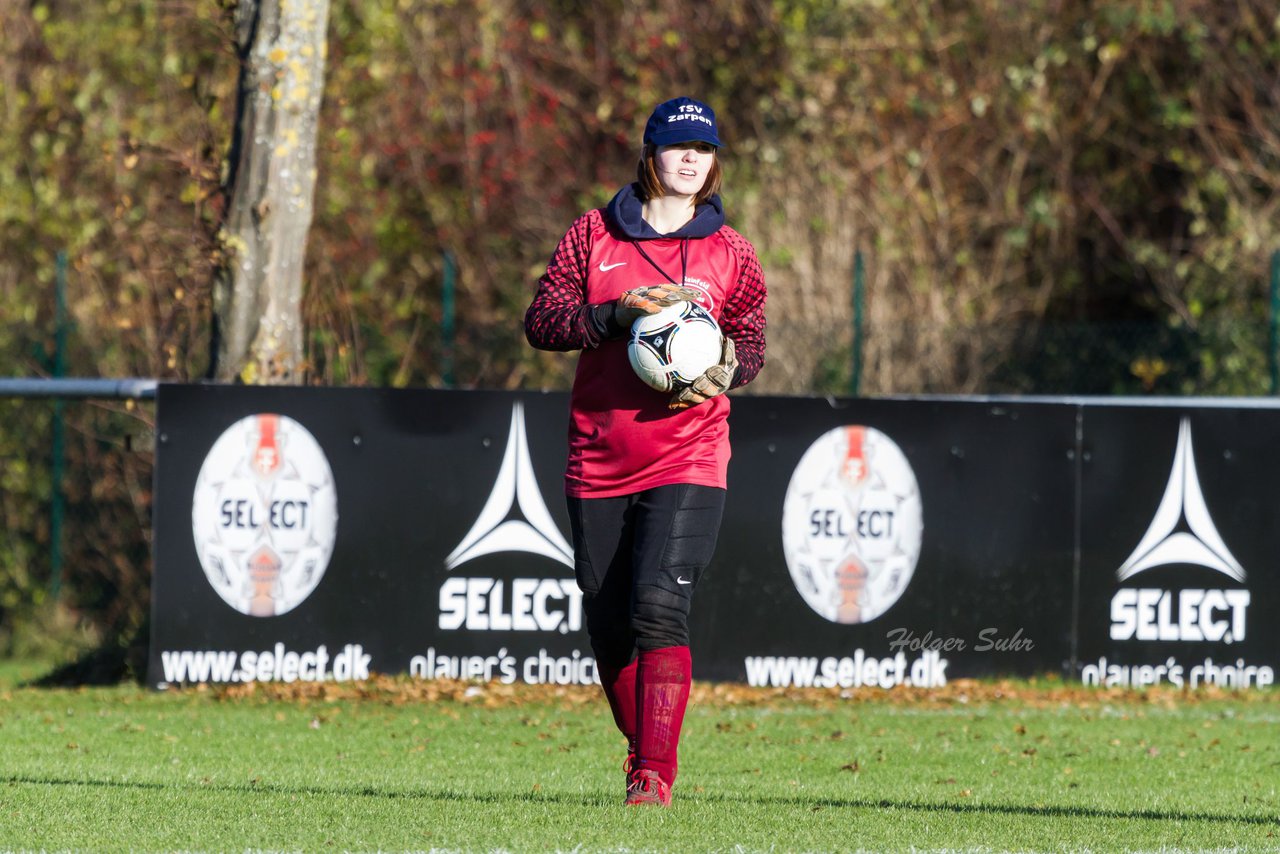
[633,239,688,287]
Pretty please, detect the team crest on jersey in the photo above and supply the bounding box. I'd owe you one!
[680,278,716,312]
[781,426,924,624]
[191,414,338,617]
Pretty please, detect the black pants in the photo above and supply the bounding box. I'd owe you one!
[567,484,726,668]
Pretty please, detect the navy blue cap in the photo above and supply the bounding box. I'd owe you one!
[643,97,722,148]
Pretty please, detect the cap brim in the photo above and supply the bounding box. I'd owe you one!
[646,129,722,148]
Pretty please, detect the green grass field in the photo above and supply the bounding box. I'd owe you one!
[1,660,1277,852]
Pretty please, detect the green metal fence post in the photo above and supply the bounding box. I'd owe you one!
[1270,250,1279,396]
[442,250,457,388]
[850,249,865,396]
[51,250,68,600]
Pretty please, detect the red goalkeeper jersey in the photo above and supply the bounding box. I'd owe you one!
[525,186,767,498]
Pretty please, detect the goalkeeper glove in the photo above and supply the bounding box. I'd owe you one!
[669,336,737,410]
[612,284,704,326]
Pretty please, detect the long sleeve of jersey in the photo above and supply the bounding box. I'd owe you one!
[719,229,767,388]
[524,213,609,352]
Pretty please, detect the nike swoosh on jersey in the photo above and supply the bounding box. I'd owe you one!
[598,261,627,272]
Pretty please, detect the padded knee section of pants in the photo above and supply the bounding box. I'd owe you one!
[632,584,691,651]
[630,485,724,651]
[662,491,723,573]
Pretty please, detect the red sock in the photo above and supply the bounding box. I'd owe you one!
[635,645,692,786]
[598,658,638,757]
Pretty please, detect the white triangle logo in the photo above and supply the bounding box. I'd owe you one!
[1117,418,1245,583]
[445,402,574,570]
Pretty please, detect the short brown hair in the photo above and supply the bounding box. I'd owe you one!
[636,144,723,206]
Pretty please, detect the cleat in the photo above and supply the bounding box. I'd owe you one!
[625,768,672,807]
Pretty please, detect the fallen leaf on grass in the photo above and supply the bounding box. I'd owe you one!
[188,674,1280,712]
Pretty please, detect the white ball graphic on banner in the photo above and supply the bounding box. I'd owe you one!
[782,425,923,624]
[191,414,338,616]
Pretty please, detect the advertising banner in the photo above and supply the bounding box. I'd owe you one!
[709,396,1078,687]
[148,385,1278,691]
[1075,405,1277,690]
[150,384,592,689]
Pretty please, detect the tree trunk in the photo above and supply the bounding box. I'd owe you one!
[212,0,330,384]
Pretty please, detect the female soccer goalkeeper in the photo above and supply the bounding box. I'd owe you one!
[524,96,767,807]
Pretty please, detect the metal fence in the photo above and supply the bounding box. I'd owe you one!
[0,380,155,662]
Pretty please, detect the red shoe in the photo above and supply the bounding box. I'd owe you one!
[625,768,672,807]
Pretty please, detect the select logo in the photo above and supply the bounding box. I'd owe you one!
[440,403,581,632]
[1109,418,1249,643]
[781,425,923,624]
[445,402,572,570]
[191,414,338,617]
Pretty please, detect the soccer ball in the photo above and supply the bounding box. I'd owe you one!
[627,301,723,393]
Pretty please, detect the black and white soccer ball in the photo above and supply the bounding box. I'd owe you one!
[627,301,723,393]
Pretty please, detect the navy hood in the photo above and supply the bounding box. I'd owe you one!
[604,183,725,240]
